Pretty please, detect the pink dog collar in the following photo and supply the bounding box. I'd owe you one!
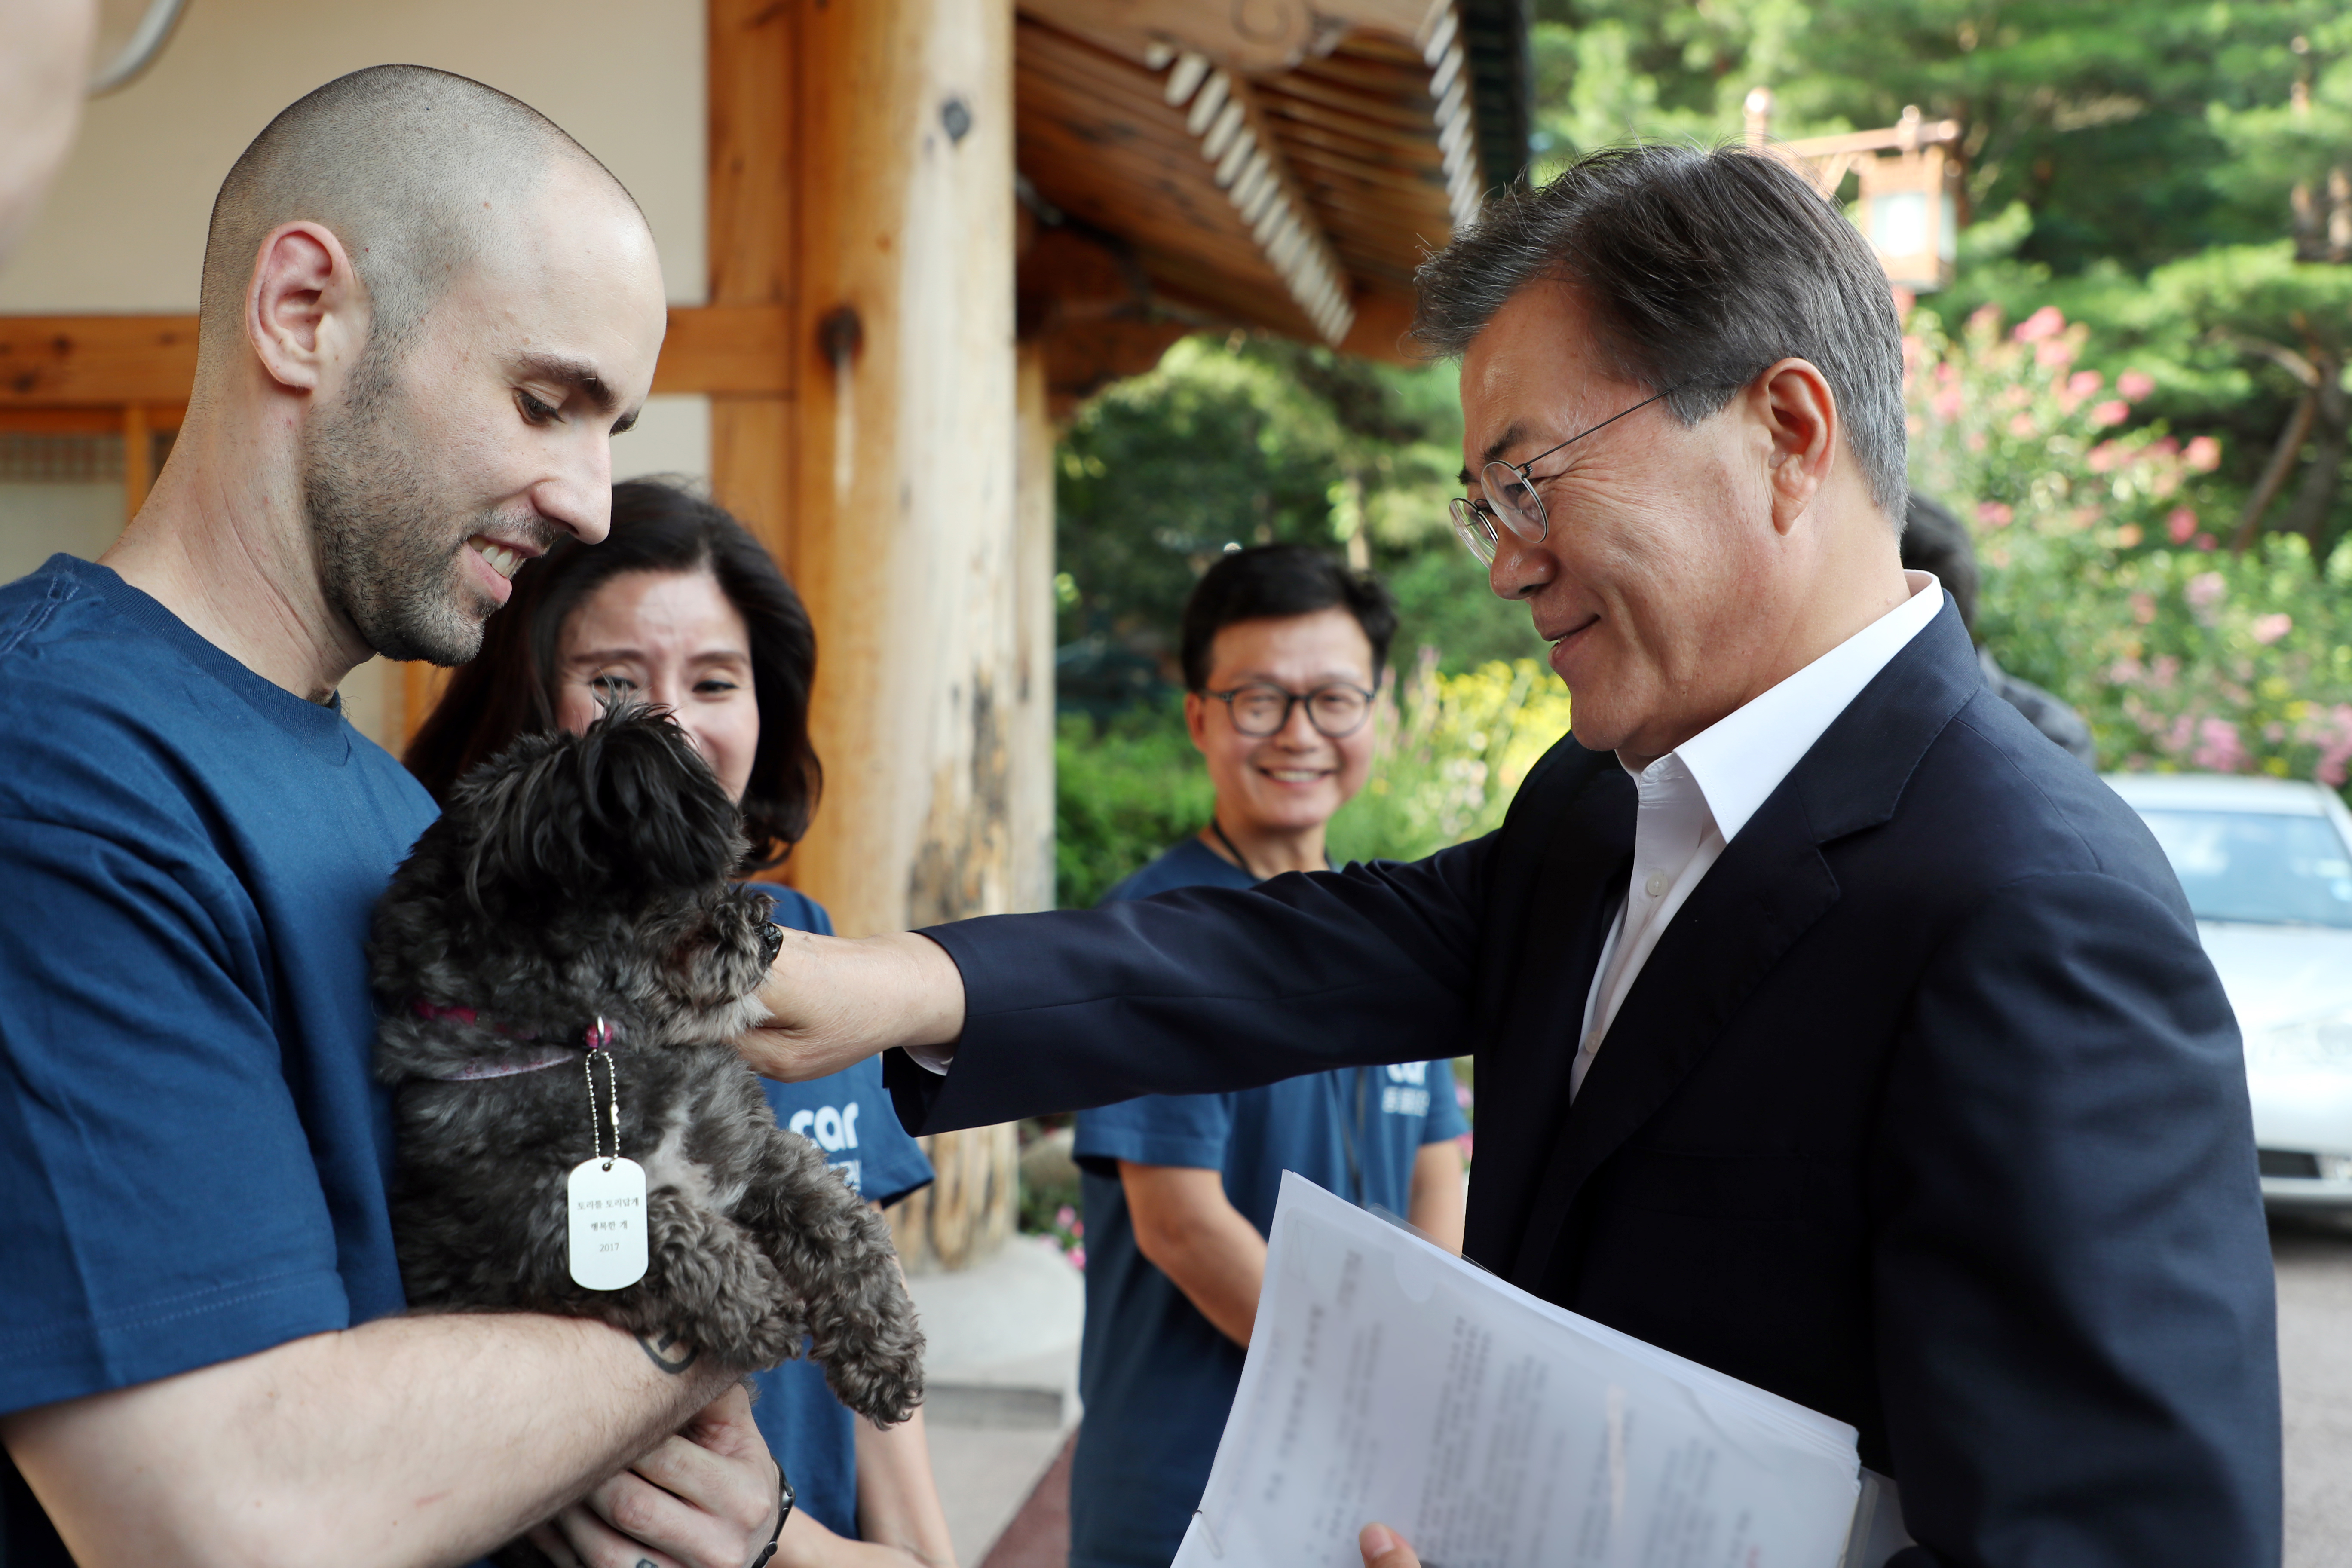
[407,1002,617,1081]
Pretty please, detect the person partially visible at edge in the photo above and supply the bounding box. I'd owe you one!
[1899,492,2097,765]
[406,478,959,1568]
[1067,545,1468,1568]
[0,68,787,1568]
[727,142,2278,1568]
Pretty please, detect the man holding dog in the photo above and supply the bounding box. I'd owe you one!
[0,68,784,1568]
[748,145,2279,1566]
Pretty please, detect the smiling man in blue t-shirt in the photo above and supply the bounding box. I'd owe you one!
[0,68,785,1568]
[1069,548,1469,1568]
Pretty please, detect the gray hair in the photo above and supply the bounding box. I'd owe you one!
[1414,143,1909,520]
[196,65,632,374]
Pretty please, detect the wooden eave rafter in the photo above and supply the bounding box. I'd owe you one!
[1012,0,1519,367]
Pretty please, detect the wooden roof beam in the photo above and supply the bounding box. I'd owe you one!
[1161,51,1356,343]
[1016,0,1449,75]
[1416,3,1484,232]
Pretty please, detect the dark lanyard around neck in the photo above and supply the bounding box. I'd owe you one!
[1209,817,1334,883]
[1336,1066,1367,1207]
[1209,817,1262,882]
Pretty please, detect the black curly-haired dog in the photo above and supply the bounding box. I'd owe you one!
[370,704,922,1426]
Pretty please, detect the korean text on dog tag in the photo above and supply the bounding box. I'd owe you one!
[568,1157,649,1291]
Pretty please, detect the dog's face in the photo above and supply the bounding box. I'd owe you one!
[373,705,781,1043]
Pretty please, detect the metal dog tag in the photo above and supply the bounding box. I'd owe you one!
[567,1157,649,1290]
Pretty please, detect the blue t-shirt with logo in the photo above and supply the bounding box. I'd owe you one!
[743,885,934,1540]
[1068,837,1468,1568]
[0,557,442,1565]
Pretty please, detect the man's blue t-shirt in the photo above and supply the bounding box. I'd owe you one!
[742,885,934,1540]
[0,557,441,1562]
[1069,837,1467,1568]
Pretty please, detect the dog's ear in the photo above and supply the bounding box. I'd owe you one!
[453,706,744,907]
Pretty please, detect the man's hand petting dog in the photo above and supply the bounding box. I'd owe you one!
[526,1381,781,1568]
[737,928,966,1084]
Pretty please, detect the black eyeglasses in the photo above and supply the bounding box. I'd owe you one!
[1448,387,1683,565]
[1204,682,1375,738]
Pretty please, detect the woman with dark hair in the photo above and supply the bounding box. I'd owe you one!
[408,479,956,1568]
[408,481,822,869]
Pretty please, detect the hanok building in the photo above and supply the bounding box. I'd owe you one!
[0,0,1529,1264]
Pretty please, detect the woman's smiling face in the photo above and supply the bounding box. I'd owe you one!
[1184,608,1379,836]
[554,567,760,804]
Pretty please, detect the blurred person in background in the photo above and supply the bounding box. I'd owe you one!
[1900,493,2095,764]
[1066,545,1468,1568]
[407,478,957,1568]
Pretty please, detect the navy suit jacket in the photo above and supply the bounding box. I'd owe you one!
[890,602,2280,1565]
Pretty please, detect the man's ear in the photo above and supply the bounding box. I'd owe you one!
[1753,358,1839,535]
[245,220,368,395]
[1184,689,1211,754]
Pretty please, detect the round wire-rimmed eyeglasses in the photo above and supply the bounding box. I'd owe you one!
[1447,387,1684,565]
[1203,682,1376,739]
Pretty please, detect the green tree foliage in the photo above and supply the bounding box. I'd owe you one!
[1054,333,1545,682]
[1533,0,2323,273]
[1534,0,2352,551]
[1052,704,1210,907]
[1912,299,2352,783]
[1051,0,2352,891]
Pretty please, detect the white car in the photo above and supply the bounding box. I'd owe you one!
[2106,772,2352,1209]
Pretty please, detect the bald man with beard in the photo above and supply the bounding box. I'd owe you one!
[0,67,786,1568]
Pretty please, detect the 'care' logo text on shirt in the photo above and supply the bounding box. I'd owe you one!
[1380,1062,1430,1118]
[787,1103,865,1192]
[789,1102,862,1152]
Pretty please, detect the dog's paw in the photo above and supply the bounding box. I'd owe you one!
[806,1247,926,1425]
[816,1314,926,1427]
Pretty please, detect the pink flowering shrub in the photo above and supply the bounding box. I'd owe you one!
[1907,303,2352,791]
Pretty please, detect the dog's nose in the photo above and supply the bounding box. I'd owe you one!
[760,921,785,966]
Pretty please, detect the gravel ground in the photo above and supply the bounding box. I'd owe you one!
[2275,1214,2352,1567]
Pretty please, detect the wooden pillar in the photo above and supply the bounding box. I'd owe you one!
[706,0,799,563]
[1011,343,1058,915]
[701,0,1029,1273]
[885,1120,1018,1273]
[790,0,1020,940]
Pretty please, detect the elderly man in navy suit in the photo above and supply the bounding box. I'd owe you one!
[744,144,2279,1567]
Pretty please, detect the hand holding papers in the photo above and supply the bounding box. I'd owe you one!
[1174,1173,1896,1568]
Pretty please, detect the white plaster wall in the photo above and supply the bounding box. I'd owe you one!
[0,0,707,312]
[4,1,714,754]
[616,394,713,489]
[0,485,120,583]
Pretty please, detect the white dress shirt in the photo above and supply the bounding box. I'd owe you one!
[1569,571,1945,1099]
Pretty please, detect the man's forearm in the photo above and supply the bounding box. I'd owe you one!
[1407,1143,1467,1256]
[740,930,965,1083]
[5,1312,738,1568]
[853,1408,956,1567]
[1122,1164,1269,1349]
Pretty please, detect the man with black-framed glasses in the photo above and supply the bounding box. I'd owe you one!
[1065,545,1467,1568]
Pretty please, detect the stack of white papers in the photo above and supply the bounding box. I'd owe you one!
[1173,1173,1894,1568]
